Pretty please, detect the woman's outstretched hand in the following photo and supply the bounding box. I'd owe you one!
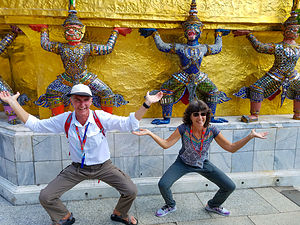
[0,91,19,104]
[250,129,268,139]
[132,128,151,136]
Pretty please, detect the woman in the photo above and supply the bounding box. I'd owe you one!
[133,100,267,217]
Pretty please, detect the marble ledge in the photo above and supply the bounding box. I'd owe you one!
[0,113,299,134]
[140,114,300,131]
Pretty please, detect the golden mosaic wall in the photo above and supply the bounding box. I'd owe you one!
[0,0,297,118]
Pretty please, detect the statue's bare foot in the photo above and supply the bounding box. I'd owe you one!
[211,117,228,123]
[151,118,170,125]
[293,114,300,120]
[241,115,258,123]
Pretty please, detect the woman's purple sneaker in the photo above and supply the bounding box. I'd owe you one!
[155,205,177,217]
[205,204,230,216]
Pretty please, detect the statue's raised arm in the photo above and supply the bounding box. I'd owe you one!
[139,0,231,125]
[0,26,29,124]
[30,1,131,115]
[233,1,300,122]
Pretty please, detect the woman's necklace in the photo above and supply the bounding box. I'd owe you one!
[189,127,205,158]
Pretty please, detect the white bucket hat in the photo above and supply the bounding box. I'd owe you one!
[67,84,92,97]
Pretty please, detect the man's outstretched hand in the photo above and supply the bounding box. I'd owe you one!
[0,91,19,104]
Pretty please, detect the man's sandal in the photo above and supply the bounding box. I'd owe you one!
[111,214,138,225]
[241,115,258,123]
[51,212,75,225]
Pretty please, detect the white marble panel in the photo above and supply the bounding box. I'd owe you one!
[110,157,115,165]
[209,152,231,173]
[0,140,4,158]
[114,133,139,157]
[275,127,298,150]
[232,151,253,172]
[33,135,61,161]
[14,134,33,162]
[253,151,274,171]
[297,127,300,148]
[254,128,276,151]
[233,129,254,152]
[139,132,163,156]
[62,160,72,169]
[163,131,181,155]
[210,130,233,153]
[0,134,14,161]
[5,159,17,184]
[0,157,7,179]
[139,155,163,177]
[114,156,139,178]
[106,132,114,157]
[35,161,63,185]
[16,162,34,185]
[274,150,296,170]
[61,135,71,160]
[295,149,300,169]
[163,154,178,172]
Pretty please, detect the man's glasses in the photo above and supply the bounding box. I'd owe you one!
[192,112,206,117]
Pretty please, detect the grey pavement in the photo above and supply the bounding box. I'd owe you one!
[1,186,300,225]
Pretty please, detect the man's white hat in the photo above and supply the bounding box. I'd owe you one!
[67,84,92,97]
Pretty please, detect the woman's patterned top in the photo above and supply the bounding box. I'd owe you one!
[178,123,220,168]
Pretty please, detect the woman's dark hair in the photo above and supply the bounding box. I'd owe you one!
[183,100,211,127]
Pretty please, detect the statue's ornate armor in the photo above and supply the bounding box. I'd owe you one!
[234,33,300,106]
[0,31,27,124]
[0,32,17,96]
[153,31,230,118]
[35,29,128,109]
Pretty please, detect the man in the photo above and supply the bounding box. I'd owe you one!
[0,84,163,225]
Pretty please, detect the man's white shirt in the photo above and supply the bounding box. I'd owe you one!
[25,110,139,165]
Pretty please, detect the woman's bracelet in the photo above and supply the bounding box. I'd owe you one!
[143,102,150,109]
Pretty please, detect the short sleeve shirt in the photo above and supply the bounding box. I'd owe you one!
[178,123,220,168]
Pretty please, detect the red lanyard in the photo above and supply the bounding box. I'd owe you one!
[189,128,205,158]
[75,122,90,168]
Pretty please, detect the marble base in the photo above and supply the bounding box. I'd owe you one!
[0,112,300,205]
[1,169,300,205]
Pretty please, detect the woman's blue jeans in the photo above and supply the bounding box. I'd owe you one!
[158,156,236,208]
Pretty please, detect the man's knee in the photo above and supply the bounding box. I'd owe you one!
[123,182,138,198]
[39,188,51,205]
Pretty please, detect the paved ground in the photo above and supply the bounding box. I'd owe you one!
[1,186,300,225]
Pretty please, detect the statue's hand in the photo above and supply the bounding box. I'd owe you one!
[151,118,170,125]
[29,24,48,32]
[215,29,231,36]
[210,117,228,123]
[10,25,23,35]
[139,28,157,38]
[114,28,132,36]
[232,30,251,37]
[17,94,30,106]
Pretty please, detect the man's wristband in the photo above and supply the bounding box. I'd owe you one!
[143,102,150,109]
